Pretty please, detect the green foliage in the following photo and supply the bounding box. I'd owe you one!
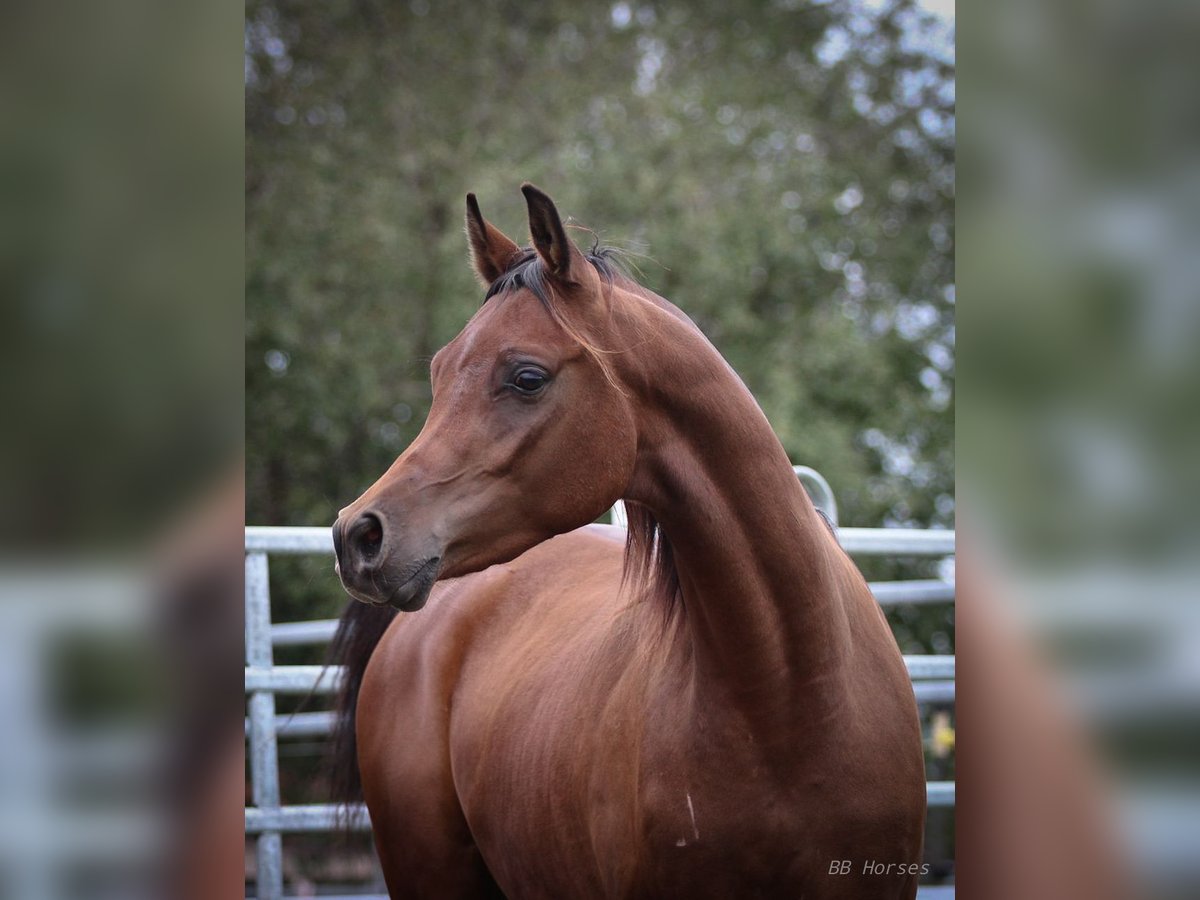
[246,0,954,617]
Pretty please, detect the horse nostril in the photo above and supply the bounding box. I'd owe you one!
[351,512,384,562]
[332,519,345,562]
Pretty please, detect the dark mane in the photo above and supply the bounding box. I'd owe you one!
[483,242,628,305]
[621,502,683,625]
[484,242,682,621]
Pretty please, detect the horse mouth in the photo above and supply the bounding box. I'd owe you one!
[382,556,441,612]
[340,555,441,612]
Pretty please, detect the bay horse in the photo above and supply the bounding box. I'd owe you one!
[329,184,925,898]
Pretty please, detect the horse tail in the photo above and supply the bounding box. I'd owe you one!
[325,599,397,825]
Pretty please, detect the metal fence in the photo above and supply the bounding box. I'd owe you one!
[245,506,956,899]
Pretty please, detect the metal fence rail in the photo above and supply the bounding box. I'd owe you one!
[245,524,957,557]
[245,519,955,900]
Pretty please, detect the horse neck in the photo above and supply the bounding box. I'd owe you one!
[619,300,853,724]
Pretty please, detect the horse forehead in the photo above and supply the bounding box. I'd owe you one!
[452,290,567,361]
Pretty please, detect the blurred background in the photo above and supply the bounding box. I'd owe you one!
[1,0,1197,895]
[245,0,955,547]
[958,0,1200,897]
[2,0,243,897]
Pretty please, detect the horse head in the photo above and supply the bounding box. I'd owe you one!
[333,185,640,610]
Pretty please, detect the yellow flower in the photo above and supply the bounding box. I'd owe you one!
[931,711,955,758]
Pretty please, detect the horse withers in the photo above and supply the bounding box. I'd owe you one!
[329,184,926,898]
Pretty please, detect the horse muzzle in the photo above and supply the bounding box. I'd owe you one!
[332,510,442,611]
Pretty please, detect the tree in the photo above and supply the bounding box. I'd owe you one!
[246,0,955,616]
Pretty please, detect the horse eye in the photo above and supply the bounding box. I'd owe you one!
[510,368,548,395]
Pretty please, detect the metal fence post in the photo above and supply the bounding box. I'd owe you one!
[246,551,284,900]
[794,465,839,527]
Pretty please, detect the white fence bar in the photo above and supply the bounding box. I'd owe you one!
[246,526,334,554]
[906,656,955,680]
[926,781,955,807]
[838,528,955,556]
[271,618,340,646]
[246,803,370,833]
[245,551,284,900]
[246,665,343,694]
[869,580,955,605]
[244,711,337,739]
[246,524,955,558]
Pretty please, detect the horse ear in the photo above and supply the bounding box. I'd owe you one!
[465,193,521,286]
[521,183,579,280]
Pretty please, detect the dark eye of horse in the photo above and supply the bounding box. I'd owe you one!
[509,367,549,395]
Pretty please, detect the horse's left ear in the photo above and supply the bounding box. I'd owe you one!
[521,183,582,281]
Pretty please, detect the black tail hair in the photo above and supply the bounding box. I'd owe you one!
[325,598,397,824]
